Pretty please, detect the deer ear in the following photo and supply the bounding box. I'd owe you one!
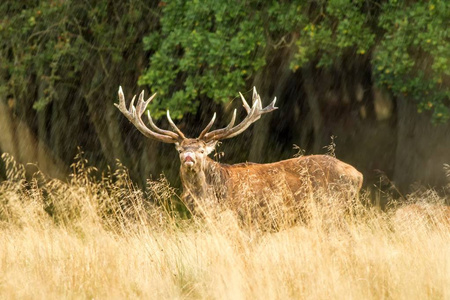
[175,143,185,153]
[205,141,217,154]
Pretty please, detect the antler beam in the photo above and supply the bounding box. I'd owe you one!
[114,86,184,144]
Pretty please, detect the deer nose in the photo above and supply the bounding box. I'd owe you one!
[183,152,195,162]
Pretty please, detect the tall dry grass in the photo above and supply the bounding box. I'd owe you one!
[0,152,449,299]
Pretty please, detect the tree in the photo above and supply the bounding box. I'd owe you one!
[142,0,448,122]
[1,0,449,192]
[0,1,163,184]
[139,0,449,191]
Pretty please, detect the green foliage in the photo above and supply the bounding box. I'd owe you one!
[289,0,449,122]
[0,1,153,111]
[373,0,450,122]
[2,0,448,123]
[139,0,268,119]
[291,0,376,69]
[139,0,312,119]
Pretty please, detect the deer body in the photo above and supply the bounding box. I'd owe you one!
[115,86,363,214]
[178,146,362,212]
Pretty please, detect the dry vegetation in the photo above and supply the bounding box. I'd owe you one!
[0,153,449,300]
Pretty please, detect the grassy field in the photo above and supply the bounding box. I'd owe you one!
[0,153,449,299]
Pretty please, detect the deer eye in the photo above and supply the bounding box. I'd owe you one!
[200,150,204,154]
[178,150,182,153]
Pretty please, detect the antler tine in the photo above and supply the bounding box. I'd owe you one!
[129,95,137,113]
[166,111,186,139]
[263,97,277,113]
[115,86,126,111]
[198,112,216,139]
[226,109,237,129]
[202,109,237,140]
[114,86,183,143]
[239,92,251,114]
[139,93,182,139]
[252,86,263,110]
[199,109,237,140]
[252,86,258,105]
[135,90,145,114]
[145,111,176,138]
[116,86,134,118]
[201,87,277,142]
[136,90,157,115]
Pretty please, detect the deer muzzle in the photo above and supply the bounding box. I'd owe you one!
[182,152,196,167]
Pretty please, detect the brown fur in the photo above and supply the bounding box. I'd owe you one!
[176,139,363,214]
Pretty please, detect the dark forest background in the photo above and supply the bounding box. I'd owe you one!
[1,1,449,200]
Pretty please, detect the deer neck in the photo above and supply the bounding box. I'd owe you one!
[179,157,224,200]
[180,157,214,197]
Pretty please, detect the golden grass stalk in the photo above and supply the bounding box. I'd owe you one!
[0,153,449,299]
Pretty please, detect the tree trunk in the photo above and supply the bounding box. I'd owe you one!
[248,72,273,163]
[302,64,324,154]
[249,46,296,162]
[394,96,450,193]
[0,100,66,179]
[83,67,130,169]
[0,101,19,158]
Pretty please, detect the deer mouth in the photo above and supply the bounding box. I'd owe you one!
[183,155,195,167]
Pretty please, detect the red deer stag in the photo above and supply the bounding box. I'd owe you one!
[115,86,363,215]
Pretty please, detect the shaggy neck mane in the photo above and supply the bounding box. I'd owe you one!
[180,157,229,203]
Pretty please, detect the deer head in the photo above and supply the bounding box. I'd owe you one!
[115,86,277,173]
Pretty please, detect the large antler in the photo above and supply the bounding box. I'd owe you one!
[114,86,185,143]
[198,87,277,142]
